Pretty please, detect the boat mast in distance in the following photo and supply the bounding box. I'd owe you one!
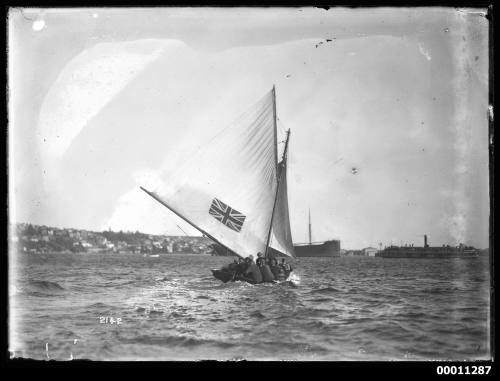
[294,208,341,257]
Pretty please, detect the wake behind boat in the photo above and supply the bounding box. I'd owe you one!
[140,86,296,284]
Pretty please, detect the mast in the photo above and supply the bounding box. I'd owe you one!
[139,186,240,258]
[264,128,291,258]
[308,208,312,244]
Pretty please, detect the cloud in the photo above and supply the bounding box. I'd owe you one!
[103,168,198,235]
[37,39,185,160]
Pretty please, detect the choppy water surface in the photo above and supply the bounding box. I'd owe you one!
[9,253,491,361]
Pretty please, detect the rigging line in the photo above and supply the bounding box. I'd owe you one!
[174,223,189,236]
[165,205,190,236]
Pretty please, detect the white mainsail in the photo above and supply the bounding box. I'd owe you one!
[142,89,279,258]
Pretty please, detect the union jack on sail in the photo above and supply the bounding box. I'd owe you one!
[209,198,246,232]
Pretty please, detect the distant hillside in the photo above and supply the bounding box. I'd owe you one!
[10,223,214,255]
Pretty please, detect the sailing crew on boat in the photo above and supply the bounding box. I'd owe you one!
[270,258,286,281]
[256,252,265,267]
[218,255,292,283]
[239,254,263,284]
[258,258,275,282]
[235,257,247,276]
[280,259,293,278]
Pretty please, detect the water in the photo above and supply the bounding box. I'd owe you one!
[9,253,491,361]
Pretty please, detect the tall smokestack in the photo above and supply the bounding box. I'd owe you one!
[424,234,428,248]
[308,209,312,244]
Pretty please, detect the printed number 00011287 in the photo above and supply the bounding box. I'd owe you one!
[437,366,491,375]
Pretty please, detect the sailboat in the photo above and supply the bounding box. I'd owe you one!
[293,209,341,257]
[140,86,295,282]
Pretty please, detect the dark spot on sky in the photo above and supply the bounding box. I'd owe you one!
[326,39,332,42]
[286,74,291,78]
[351,167,358,175]
[463,36,466,41]
[444,28,449,32]
[475,56,479,61]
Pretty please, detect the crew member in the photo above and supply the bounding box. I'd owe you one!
[281,258,292,279]
[270,258,286,281]
[235,257,247,277]
[258,257,275,282]
[241,255,263,284]
[256,252,265,267]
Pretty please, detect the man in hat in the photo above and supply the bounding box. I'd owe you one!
[256,252,264,267]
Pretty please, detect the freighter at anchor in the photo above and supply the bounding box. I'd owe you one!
[293,209,341,257]
[375,235,479,258]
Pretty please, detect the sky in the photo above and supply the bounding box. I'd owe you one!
[8,7,490,249]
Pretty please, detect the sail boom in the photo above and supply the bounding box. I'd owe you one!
[139,186,243,258]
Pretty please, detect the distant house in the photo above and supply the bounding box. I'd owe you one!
[363,247,378,256]
[95,236,107,246]
[345,250,364,257]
